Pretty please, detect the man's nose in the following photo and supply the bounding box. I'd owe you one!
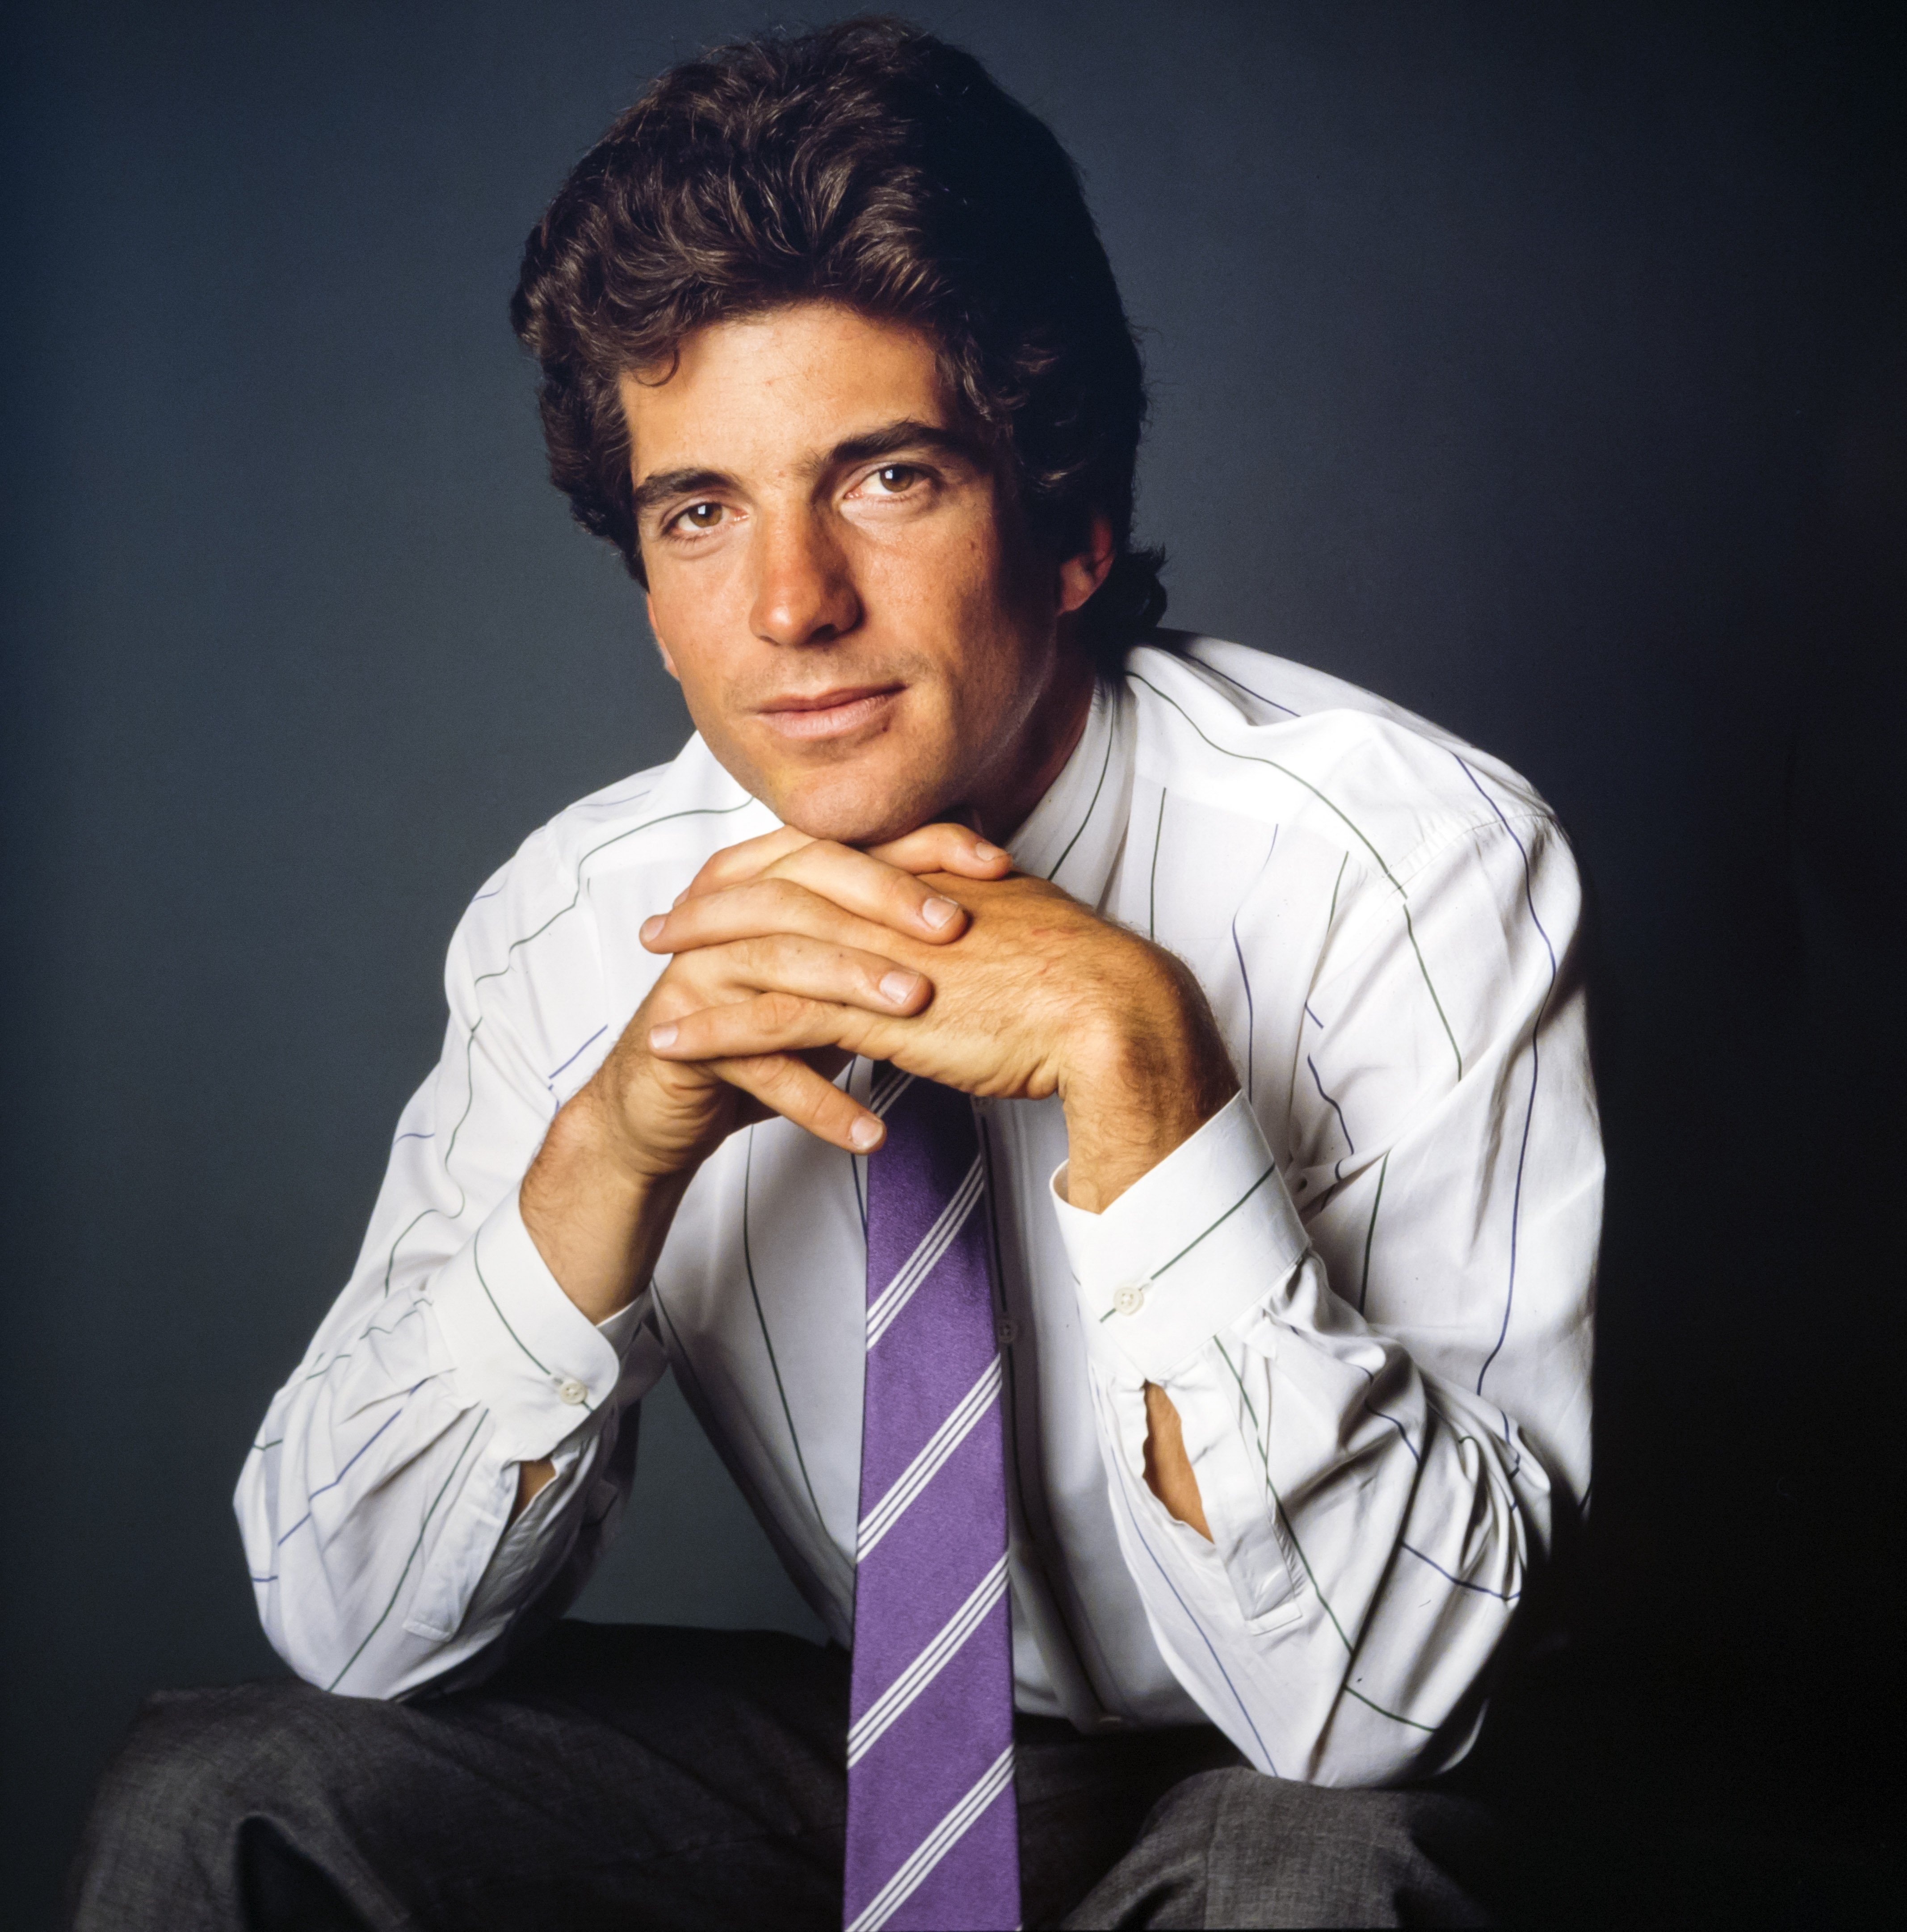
[749,510,861,647]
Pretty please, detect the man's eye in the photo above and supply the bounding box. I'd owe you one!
[871,464,920,493]
[675,502,725,532]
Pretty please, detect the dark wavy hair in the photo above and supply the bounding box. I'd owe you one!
[510,16,1165,668]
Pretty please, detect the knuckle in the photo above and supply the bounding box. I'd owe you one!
[749,1053,802,1095]
[732,933,780,975]
[757,990,808,1029]
[646,970,697,1015]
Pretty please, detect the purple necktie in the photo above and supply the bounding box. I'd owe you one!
[842,1069,1020,1932]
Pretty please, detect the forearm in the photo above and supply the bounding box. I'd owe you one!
[520,1088,695,1325]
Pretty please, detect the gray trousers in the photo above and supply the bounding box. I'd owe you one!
[69,1622,1496,1929]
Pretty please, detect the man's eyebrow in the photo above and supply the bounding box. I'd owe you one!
[823,419,987,471]
[630,467,733,522]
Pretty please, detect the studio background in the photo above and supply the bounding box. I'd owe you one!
[4,3,1902,1924]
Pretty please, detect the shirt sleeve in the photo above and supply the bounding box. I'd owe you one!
[234,830,668,1699]
[1051,811,1598,1784]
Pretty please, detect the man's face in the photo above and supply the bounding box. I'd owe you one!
[620,302,1094,845]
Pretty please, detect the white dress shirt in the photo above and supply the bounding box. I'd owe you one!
[238,635,1599,1785]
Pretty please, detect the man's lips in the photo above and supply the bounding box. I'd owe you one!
[755,685,903,741]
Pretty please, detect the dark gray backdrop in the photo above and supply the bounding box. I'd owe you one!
[4,3,1903,1925]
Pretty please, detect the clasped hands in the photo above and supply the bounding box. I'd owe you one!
[588,820,1237,1216]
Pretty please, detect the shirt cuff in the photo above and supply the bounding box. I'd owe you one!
[431,1186,628,1461]
[1050,1092,1309,1380]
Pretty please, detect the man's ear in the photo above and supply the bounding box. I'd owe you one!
[646,593,680,680]
[1057,513,1116,616]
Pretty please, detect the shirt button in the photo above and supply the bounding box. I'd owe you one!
[557,1378,588,1405]
[1112,1284,1146,1318]
[996,1318,1019,1348]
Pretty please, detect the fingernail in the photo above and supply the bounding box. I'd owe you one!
[641,916,665,944]
[974,840,1004,861]
[648,1023,677,1050]
[672,890,688,907]
[879,970,919,1004]
[921,895,959,929]
[849,1116,883,1150]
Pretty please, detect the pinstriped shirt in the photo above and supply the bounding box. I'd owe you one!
[237,634,1600,1785]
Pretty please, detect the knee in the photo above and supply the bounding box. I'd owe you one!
[1170,1771,1497,1928]
[71,1682,359,1925]
[92,1686,294,1836]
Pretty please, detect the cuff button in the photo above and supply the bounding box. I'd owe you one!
[558,1377,588,1405]
[1112,1284,1146,1318]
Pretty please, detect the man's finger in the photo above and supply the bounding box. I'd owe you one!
[864,823,1012,880]
[650,991,893,1068]
[651,928,932,1017]
[710,1050,885,1152]
[752,839,979,941]
[644,879,926,966]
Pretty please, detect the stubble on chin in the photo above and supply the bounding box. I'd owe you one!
[758,752,962,847]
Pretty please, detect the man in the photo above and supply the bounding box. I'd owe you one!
[73,19,1598,1930]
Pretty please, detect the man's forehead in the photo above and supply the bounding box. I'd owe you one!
[618,302,954,481]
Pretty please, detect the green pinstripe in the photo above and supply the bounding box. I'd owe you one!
[472,1222,566,1390]
[1358,1151,1390,1313]
[1288,854,1352,1135]
[1398,901,1463,1080]
[1151,1162,1276,1281]
[1148,788,1167,937]
[1097,1162,1278,1323]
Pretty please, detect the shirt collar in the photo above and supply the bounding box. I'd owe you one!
[1004,674,1135,911]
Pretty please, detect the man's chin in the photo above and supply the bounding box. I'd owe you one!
[760,764,953,848]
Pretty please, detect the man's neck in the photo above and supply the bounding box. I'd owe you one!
[960,643,1098,845]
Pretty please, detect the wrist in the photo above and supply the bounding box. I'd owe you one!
[521,1085,693,1323]
[1058,947,1238,1214]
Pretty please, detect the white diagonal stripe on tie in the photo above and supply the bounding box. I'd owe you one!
[868,1068,917,1119]
[844,1743,1017,1932]
[846,1551,1008,1767]
[865,1155,984,1348]
[857,1355,1002,1559]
